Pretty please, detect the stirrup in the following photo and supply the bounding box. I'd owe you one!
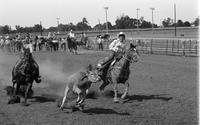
[12,79,17,84]
[35,76,41,83]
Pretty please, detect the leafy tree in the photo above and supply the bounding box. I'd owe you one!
[183,21,191,27]
[47,26,57,32]
[68,23,76,31]
[0,25,10,34]
[140,20,152,28]
[33,24,43,32]
[115,14,136,29]
[93,24,104,30]
[176,20,184,27]
[162,17,173,27]
[76,17,91,31]
[193,17,199,26]
[102,21,113,30]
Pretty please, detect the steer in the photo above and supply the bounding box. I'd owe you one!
[60,64,100,110]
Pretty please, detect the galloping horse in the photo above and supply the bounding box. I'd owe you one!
[67,36,77,54]
[97,43,139,103]
[10,48,41,106]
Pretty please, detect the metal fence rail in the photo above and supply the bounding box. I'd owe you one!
[89,38,199,57]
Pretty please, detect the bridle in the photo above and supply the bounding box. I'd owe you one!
[122,48,138,63]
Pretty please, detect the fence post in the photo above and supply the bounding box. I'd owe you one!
[172,40,174,53]
[166,40,168,55]
[189,40,191,55]
[183,40,186,56]
[150,39,153,54]
[196,40,198,55]
[177,40,180,53]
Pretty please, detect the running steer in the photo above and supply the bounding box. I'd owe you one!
[60,64,100,111]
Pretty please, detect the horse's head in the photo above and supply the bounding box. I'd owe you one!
[22,48,34,73]
[125,43,139,63]
[86,64,101,83]
[23,48,32,60]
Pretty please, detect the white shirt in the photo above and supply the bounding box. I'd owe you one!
[23,43,33,53]
[97,38,103,44]
[109,39,125,52]
[69,32,75,38]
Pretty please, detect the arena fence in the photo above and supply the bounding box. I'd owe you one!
[89,38,199,57]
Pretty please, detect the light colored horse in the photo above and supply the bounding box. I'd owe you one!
[98,43,139,103]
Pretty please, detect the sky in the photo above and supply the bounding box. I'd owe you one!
[0,0,199,29]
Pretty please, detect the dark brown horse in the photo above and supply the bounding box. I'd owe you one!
[10,48,41,106]
[98,43,139,102]
[67,36,77,54]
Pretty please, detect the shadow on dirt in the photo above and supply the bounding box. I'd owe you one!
[86,90,99,99]
[102,90,173,102]
[30,94,60,103]
[83,107,130,115]
[124,94,173,103]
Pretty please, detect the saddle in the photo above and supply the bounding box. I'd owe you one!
[14,58,30,75]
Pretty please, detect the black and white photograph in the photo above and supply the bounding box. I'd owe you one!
[0,0,199,124]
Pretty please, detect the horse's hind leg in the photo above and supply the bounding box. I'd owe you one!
[99,81,109,93]
[121,82,129,99]
[13,83,20,96]
[24,83,32,106]
[60,86,69,110]
[113,83,119,103]
[77,92,86,111]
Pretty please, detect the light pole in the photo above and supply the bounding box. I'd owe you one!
[40,21,43,35]
[104,7,109,34]
[56,18,60,32]
[98,19,101,34]
[136,8,140,33]
[150,8,155,33]
[174,4,177,37]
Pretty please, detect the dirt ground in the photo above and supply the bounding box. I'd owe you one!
[0,50,198,125]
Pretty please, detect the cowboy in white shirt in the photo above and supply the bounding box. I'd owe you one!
[68,30,75,39]
[109,33,126,52]
[98,32,126,70]
[97,35,104,51]
[22,34,33,53]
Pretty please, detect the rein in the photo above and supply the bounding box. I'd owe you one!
[122,49,135,63]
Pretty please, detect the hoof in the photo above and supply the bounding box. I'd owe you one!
[8,96,20,104]
[72,107,78,112]
[35,76,41,83]
[78,104,84,111]
[60,107,64,111]
[114,98,119,103]
[22,102,30,106]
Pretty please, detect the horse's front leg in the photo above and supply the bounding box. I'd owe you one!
[121,81,129,99]
[8,83,20,104]
[24,83,32,106]
[13,82,20,96]
[113,83,119,103]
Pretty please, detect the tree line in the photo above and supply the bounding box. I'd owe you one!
[0,15,199,34]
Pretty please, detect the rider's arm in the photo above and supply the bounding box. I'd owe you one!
[28,44,33,53]
[109,40,118,52]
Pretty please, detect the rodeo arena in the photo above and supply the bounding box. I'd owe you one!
[0,1,199,125]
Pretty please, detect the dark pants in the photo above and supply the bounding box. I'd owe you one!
[98,43,103,51]
[99,51,117,71]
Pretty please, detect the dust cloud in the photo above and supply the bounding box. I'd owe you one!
[0,51,73,97]
[39,60,72,96]
[0,52,15,87]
